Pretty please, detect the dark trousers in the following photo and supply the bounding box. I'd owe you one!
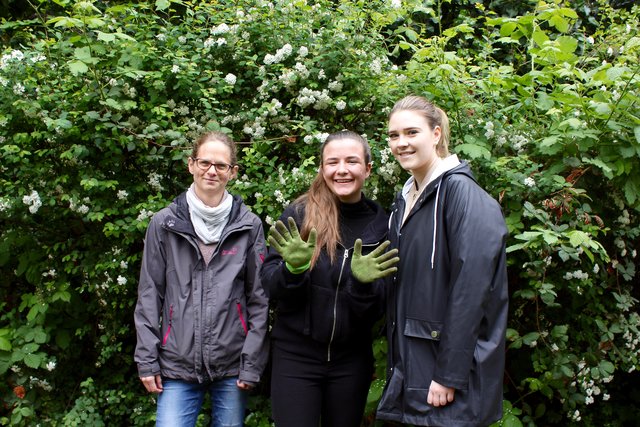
[270,342,373,427]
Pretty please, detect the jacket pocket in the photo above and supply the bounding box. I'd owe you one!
[162,304,174,346]
[235,299,248,335]
[404,318,442,389]
[404,317,442,341]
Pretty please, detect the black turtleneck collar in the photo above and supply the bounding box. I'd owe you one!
[339,195,376,248]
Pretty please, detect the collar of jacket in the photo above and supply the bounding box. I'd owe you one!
[161,191,247,238]
[393,159,477,268]
[354,195,391,247]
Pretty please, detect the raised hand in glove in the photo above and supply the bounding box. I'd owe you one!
[268,217,317,273]
[350,239,399,283]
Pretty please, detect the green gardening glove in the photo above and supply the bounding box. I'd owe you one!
[350,239,399,283]
[268,217,317,274]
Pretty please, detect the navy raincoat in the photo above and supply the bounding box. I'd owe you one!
[377,158,508,426]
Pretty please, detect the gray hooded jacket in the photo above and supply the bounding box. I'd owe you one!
[134,192,269,385]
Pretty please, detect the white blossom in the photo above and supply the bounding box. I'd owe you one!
[524,177,535,187]
[117,190,129,200]
[0,197,11,212]
[294,62,310,79]
[117,275,127,286]
[211,23,230,35]
[171,64,180,73]
[369,58,382,74]
[22,190,42,214]
[335,100,346,110]
[148,172,164,192]
[297,46,309,58]
[136,209,154,222]
[225,73,237,85]
[13,83,25,95]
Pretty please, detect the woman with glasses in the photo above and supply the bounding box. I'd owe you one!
[134,131,269,427]
[261,130,399,427]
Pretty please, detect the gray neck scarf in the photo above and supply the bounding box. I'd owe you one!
[186,184,233,244]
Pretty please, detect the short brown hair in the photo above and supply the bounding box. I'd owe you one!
[191,131,237,165]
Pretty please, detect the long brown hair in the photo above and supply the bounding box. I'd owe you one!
[295,130,372,267]
[390,95,451,158]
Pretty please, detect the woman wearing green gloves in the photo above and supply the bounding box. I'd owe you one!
[261,130,399,427]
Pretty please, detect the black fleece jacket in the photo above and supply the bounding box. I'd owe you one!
[260,195,390,361]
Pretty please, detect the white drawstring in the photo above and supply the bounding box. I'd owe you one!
[431,181,441,269]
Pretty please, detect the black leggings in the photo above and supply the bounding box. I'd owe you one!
[270,343,373,427]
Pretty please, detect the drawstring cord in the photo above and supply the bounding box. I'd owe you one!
[431,181,442,269]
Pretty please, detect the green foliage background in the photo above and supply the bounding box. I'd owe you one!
[1,0,639,425]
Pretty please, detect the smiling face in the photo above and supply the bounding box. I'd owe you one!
[188,139,238,206]
[388,109,442,183]
[321,137,372,203]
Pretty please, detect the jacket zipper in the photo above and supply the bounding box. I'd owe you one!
[236,300,248,335]
[327,249,349,362]
[162,304,174,346]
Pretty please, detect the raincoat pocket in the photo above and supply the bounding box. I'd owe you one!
[404,317,442,389]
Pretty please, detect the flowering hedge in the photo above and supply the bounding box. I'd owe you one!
[1,0,639,425]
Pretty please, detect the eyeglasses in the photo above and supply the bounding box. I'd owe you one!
[191,158,234,173]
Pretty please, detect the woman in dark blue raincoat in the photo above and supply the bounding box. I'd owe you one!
[376,96,509,427]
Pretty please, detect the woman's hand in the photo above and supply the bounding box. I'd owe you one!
[140,375,163,393]
[236,380,254,391]
[350,239,399,283]
[427,380,455,407]
[268,217,317,272]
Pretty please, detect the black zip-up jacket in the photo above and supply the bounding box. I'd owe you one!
[261,196,389,361]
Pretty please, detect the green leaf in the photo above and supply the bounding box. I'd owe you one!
[0,337,11,351]
[24,352,42,369]
[23,343,39,353]
[567,230,589,247]
[532,30,549,47]
[56,330,71,350]
[549,15,569,33]
[74,46,92,61]
[68,60,89,75]
[582,157,613,178]
[455,143,491,160]
[404,28,419,42]
[503,413,524,427]
[522,332,540,345]
[96,31,116,42]
[623,178,638,205]
[156,0,170,10]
